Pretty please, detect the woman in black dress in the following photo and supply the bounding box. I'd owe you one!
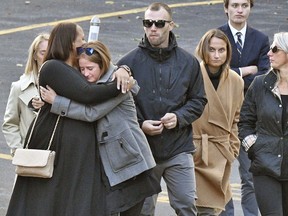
[40,41,161,216]
[6,22,130,216]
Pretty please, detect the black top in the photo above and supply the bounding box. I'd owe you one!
[281,94,288,179]
[205,64,223,90]
[281,95,288,132]
[40,60,120,104]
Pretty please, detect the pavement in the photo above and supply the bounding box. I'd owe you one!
[0,0,287,215]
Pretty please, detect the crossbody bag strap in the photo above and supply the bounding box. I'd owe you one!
[25,61,46,149]
[26,60,61,150]
[26,108,60,150]
[47,115,61,150]
[25,108,41,149]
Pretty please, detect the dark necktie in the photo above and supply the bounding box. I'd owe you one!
[236,32,243,56]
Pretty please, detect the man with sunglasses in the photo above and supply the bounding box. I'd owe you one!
[117,2,207,216]
[218,0,270,216]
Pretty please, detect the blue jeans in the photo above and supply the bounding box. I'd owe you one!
[140,152,197,216]
[220,147,259,216]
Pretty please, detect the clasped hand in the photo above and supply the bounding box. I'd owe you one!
[142,113,177,136]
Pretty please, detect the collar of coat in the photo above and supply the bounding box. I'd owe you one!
[263,69,281,101]
[200,62,231,131]
[138,32,177,62]
[19,72,37,91]
[96,62,140,95]
[97,62,116,84]
[17,73,38,106]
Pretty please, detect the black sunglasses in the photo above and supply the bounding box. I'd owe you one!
[142,19,171,28]
[270,45,283,54]
[76,47,96,56]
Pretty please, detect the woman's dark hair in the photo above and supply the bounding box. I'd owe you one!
[44,22,78,62]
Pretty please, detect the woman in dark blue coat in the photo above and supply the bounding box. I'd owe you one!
[239,32,288,216]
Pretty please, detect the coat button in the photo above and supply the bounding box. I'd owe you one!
[279,104,282,108]
[61,111,66,115]
[278,154,281,157]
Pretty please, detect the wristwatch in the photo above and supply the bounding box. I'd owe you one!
[118,65,132,76]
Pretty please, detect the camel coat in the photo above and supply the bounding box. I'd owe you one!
[193,62,244,211]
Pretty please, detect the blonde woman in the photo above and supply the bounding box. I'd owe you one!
[2,33,48,156]
[239,32,288,216]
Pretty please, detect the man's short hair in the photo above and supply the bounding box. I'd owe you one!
[223,0,254,9]
[146,2,172,19]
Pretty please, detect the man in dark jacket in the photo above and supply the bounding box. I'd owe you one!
[117,2,207,216]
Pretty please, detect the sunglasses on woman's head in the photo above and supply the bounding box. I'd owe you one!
[76,47,96,56]
[142,19,171,28]
[270,45,283,53]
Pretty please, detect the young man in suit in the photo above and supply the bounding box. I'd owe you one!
[218,0,270,215]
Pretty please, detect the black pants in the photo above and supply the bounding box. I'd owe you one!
[253,175,288,216]
[111,199,145,216]
[120,199,145,216]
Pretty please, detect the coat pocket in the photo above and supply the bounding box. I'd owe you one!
[99,129,142,173]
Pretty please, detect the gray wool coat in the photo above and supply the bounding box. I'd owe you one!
[50,64,156,186]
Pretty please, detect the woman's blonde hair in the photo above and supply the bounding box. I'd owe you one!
[24,33,49,75]
[274,32,288,53]
[272,32,288,84]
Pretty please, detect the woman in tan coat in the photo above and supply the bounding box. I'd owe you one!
[193,29,244,215]
[2,33,48,156]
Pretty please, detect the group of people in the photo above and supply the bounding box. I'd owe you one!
[2,0,288,216]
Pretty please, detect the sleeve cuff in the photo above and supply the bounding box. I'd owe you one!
[242,134,257,151]
[51,96,71,116]
[239,68,243,77]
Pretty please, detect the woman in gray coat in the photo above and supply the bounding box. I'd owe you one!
[41,41,160,216]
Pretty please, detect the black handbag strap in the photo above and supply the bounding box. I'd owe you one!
[26,108,60,150]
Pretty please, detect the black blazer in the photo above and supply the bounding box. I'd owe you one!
[219,24,270,91]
